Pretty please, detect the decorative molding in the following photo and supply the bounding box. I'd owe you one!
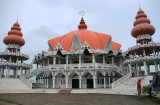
[125,42,160,54]
[104,38,112,50]
[0,52,29,59]
[136,34,152,42]
[123,55,160,66]
[0,61,32,68]
[71,33,82,50]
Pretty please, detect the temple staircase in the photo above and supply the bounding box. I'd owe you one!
[0,78,31,90]
[112,76,153,95]
[23,69,43,79]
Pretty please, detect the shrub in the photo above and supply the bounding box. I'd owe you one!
[142,85,150,95]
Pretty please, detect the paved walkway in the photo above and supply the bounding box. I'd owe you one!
[0,94,157,105]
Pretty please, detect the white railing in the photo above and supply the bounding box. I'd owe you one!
[25,63,124,78]
[49,63,122,70]
[19,75,32,88]
[111,73,132,88]
[0,61,32,68]
[24,69,43,78]
[123,55,160,65]
[0,52,29,59]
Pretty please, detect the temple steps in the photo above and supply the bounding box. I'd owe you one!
[58,89,72,94]
[0,78,31,90]
[114,76,153,89]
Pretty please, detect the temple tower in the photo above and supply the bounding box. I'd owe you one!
[123,8,160,76]
[0,21,32,78]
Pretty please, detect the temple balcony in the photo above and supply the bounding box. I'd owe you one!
[0,61,32,69]
[123,54,160,66]
[37,63,123,75]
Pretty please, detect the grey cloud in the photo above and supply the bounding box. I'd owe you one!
[28,25,59,39]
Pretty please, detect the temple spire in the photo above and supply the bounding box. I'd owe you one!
[138,0,141,10]
[78,10,87,30]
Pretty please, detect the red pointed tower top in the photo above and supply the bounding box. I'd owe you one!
[3,21,25,46]
[78,17,87,30]
[131,8,155,38]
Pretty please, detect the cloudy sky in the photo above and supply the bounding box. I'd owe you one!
[0,0,160,65]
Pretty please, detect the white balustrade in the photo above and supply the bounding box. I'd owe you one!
[0,61,32,68]
[123,55,160,65]
[0,52,29,59]
[19,75,32,88]
[111,73,132,88]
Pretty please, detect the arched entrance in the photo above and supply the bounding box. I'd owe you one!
[82,72,93,88]
[55,73,65,89]
[97,71,104,88]
[69,72,79,88]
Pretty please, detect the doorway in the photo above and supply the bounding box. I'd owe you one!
[72,79,79,88]
[87,79,93,88]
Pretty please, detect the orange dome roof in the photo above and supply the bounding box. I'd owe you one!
[48,17,121,52]
[131,8,155,38]
[3,21,25,46]
[48,29,121,51]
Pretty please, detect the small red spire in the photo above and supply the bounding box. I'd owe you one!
[78,17,87,30]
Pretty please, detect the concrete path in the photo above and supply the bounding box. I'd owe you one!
[0,94,157,105]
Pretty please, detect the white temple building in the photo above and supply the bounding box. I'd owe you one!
[33,16,124,89]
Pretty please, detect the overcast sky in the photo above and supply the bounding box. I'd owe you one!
[0,0,160,64]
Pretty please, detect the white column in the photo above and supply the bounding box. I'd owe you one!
[47,78,48,88]
[79,55,81,64]
[48,58,49,66]
[144,61,148,76]
[103,55,105,64]
[36,63,38,69]
[9,57,11,62]
[104,77,106,88]
[53,77,55,88]
[136,63,139,77]
[109,76,111,88]
[134,51,136,57]
[112,57,114,65]
[17,57,19,62]
[128,64,132,74]
[44,78,45,88]
[5,66,7,78]
[53,56,56,65]
[155,61,158,72]
[148,64,150,75]
[0,67,2,78]
[92,54,95,63]
[20,67,22,75]
[93,75,96,88]
[153,49,156,55]
[66,55,68,64]
[15,67,18,78]
[7,67,10,78]
[79,55,81,69]
[139,65,141,76]
[39,78,41,83]
[79,76,82,89]
[143,49,146,56]
[65,77,68,88]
